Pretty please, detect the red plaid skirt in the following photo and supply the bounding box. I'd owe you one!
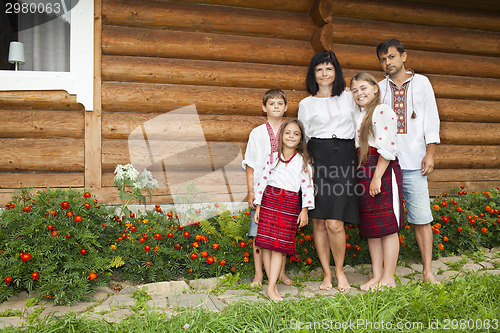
[358,147,404,238]
[255,185,300,255]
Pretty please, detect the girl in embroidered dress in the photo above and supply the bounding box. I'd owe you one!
[351,72,405,291]
[254,119,315,301]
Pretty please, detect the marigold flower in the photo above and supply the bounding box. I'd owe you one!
[183,231,190,238]
[442,192,448,197]
[31,272,39,280]
[200,251,208,258]
[174,243,181,250]
[242,251,250,257]
[111,244,117,250]
[154,233,162,240]
[438,243,444,250]
[167,212,173,218]
[195,234,202,241]
[66,234,71,239]
[240,241,247,248]
[443,236,449,242]
[178,225,184,230]
[245,210,251,217]
[195,209,201,214]
[457,227,463,232]
[144,245,151,251]
[452,200,458,205]
[243,256,249,262]
[432,205,439,210]
[206,256,214,264]
[4,276,13,283]
[212,243,220,250]
[74,215,82,223]
[23,206,32,213]
[306,258,313,264]
[167,232,174,238]
[83,192,91,198]
[88,272,97,280]
[405,225,411,230]
[304,248,309,254]
[83,203,91,210]
[456,207,463,212]
[304,235,312,241]
[175,214,180,219]
[192,242,199,248]
[220,259,226,266]
[231,266,236,272]
[482,227,488,233]
[21,253,32,262]
[346,243,351,250]
[80,249,87,255]
[190,252,197,259]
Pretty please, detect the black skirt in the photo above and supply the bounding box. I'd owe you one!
[307,137,360,224]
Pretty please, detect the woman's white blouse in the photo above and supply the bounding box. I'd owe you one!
[253,152,315,210]
[298,91,357,141]
[354,104,399,161]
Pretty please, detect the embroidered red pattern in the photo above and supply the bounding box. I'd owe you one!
[390,81,410,134]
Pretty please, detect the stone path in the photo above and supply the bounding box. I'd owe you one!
[1,248,499,329]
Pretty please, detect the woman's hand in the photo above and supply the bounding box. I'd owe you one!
[254,205,260,224]
[369,177,382,197]
[297,208,309,228]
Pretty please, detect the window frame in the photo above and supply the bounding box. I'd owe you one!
[0,0,94,110]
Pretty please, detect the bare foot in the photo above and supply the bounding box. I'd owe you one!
[267,287,283,302]
[423,272,441,285]
[360,277,380,292]
[335,271,351,292]
[250,279,262,287]
[377,279,396,289]
[319,273,333,290]
[279,273,292,286]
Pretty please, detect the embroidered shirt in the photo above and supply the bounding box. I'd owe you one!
[253,152,315,210]
[378,72,440,170]
[298,91,357,141]
[354,104,398,161]
[242,121,283,190]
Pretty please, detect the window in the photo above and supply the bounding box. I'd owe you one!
[0,0,93,110]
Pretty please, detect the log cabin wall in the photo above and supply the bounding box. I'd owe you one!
[0,0,498,205]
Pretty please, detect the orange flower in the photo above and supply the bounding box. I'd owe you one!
[440,202,447,207]
[485,206,492,212]
[303,248,309,254]
[346,243,351,250]
[23,206,32,213]
[456,207,463,212]
[306,258,313,264]
[405,225,411,230]
[220,260,226,266]
[438,243,444,250]
[206,256,214,264]
[212,243,220,250]
[74,215,82,223]
[457,227,463,232]
[432,205,439,210]
[443,236,449,242]
[231,266,236,272]
[304,235,312,241]
[200,251,208,258]
[482,227,488,233]
[144,245,151,252]
[243,257,249,262]
[432,228,440,234]
[245,210,251,217]
[83,192,91,198]
[88,272,97,280]
[190,252,197,259]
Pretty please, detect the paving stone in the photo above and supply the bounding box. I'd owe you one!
[439,256,467,264]
[118,285,137,296]
[413,273,423,281]
[435,271,460,281]
[217,290,255,300]
[479,261,494,269]
[343,265,355,274]
[410,263,423,273]
[277,284,299,297]
[489,247,500,254]
[477,269,500,276]
[169,293,226,312]
[105,308,134,320]
[309,267,325,279]
[484,252,495,259]
[170,281,191,293]
[93,294,136,313]
[344,272,370,286]
[396,277,411,286]
[137,281,174,296]
[224,295,263,305]
[0,299,27,312]
[462,263,482,272]
[354,264,372,275]
[395,266,413,276]
[431,261,449,270]
[147,297,169,309]
[189,277,220,291]
[288,270,305,279]
[0,317,23,329]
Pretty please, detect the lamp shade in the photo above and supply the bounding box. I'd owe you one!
[8,42,25,64]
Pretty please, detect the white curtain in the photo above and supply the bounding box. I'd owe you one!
[18,2,70,72]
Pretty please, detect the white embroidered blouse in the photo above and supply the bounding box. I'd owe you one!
[253,152,315,210]
[354,103,399,161]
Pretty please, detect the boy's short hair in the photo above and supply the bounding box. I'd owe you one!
[262,88,287,106]
[376,38,405,59]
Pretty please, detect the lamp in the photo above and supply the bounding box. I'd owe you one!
[8,42,25,71]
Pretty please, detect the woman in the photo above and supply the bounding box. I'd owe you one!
[298,50,359,292]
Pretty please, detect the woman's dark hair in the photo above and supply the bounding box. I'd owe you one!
[305,50,346,97]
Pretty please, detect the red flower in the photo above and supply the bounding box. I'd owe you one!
[174,243,181,250]
[83,192,91,198]
[190,252,198,259]
[206,256,214,264]
[457,227,463,232]
[442,192,448,197]
[5,203,15,209]
[239,241,247,248]
[306,258,313,264]
[354,245,361,252]
[346,243,351,250]
[4,276,13,283]
[130,213,135,218]
[153,233,162,240]
[23,206,32,213]
[31,272,39,280]
[65,234,71,239]
[60,201,70,209]
[443,236,449,242]
[21,253,32,262]
[242,251,250,257]
[83,203,91,210]
[145,260,152,267]
[51,230,59,237]
[245,210,251,217]
[167,212,173,219]
[183,231,190,238]
[192,242,199,248]
[457,207,463,212]
[74,215,82,223]
[195,234,202,241]
[212,243,219,250]
[175,214,180,219]
[214,203,220,208]
[139,237,146,244]
[46,209,57,217]
[88,272,97,280]
[482,227,488,233]
[80,249,87,255]
[220,259,226,266]
[438,243,444,250]
[47,225,54,231]
[440,202,447,207]
[66,211,74,217]
[167,232,174,238]
[243,256,249,262]
[178,225,184,230]
[195,209,201,215]
[442,215,449,223]
[144,245,151,252]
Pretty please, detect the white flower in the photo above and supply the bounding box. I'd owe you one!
[114,164,139,185]
[136,169,159,189]
[183,323,190,329]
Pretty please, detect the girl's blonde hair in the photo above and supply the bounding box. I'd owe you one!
[276,119,311,170]
[350,72,381,166]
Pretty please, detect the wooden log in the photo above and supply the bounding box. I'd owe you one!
[310,0,333,26]
[102,0,316,40]
[321,0,500,32]
[0,172,84,188]
[0,110,84,139]
[312,28,500,78]
[102,139,247,172]
[410,0,500,13]
[102,56,307,90]
[155,0,315,13]
[436,99,500,123]
[102,113,266,141]
[0,91,83,111]
[0,139,84,172]
[434,145,500,169]
[102,82,308,115]
[102,25,315,67]
[428,169,500,182]
[328,17,500,57]
[440,122,500,145]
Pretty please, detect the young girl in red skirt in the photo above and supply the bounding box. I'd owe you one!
[253,119,315,301]
[351,73,404,291]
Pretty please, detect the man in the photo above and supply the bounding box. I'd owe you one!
[376,38,440,284]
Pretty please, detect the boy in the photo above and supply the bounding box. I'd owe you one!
[242,88,292,287]
[376,38,441,284]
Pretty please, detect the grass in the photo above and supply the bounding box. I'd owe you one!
[1,272,498,332]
